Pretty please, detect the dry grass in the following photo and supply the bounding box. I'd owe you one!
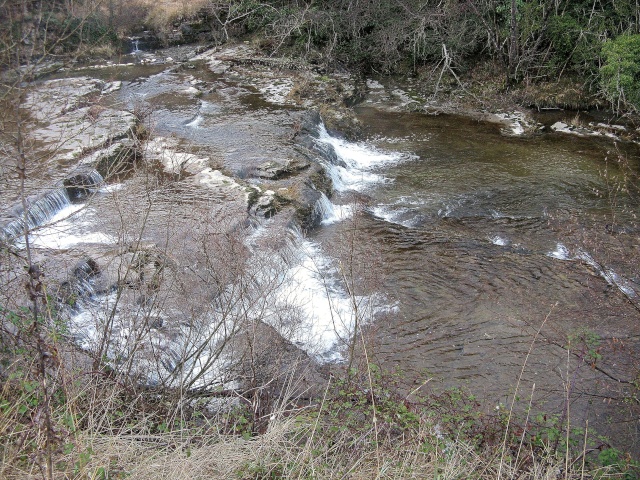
[0,288,632,479]
[0,364,620,480]
[2,414,579,480]
[69,422,295,479]
[137,0,210,33]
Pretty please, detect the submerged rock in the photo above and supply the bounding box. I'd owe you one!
[147,138,210,176]
[551,119,632,141]
[494,111,539,137]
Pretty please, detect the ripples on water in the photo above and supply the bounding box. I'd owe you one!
[309,107,640,451]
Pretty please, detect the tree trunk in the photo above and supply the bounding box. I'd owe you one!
[508,0,518,86]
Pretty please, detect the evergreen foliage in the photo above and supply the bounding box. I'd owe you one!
[600,34,640,112]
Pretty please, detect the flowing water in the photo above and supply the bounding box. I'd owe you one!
[311,107,640,451]
[6,53,640,451]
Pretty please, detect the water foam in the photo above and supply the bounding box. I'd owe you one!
[278,238,372,362]
[548,243,637,297]
[24,205,116,249]
[185,114,203,128]
[315,193,354,225]
[575,250,638,298]
[315,124,403,193]
[489,235,509,246]
[248,226,383,362]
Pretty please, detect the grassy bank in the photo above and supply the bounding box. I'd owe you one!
[126,0,640,116]
[2,350,638,479]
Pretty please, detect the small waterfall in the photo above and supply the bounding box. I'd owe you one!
[1,188,71,242]
[313,121,402,193]
[72,259,100,298]
[314,193,335,222]
[313,192,353,225]
[312,134,344,168]
[131,38,141,54]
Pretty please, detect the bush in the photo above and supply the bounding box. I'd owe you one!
[600,34,640,113]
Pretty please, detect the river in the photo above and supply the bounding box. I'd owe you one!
[3,45,639,453]
[313,106,640,453]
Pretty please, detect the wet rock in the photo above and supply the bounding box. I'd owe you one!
[494,111,538,137]
[149,316,164,330]
[54,257,102,310]
[74,257,100,279]
[22,77,138,162]
[101,81,122,95]
[254,190,277,218]
[146,138,209,176]
[296,111,345,168]
[551,121,571,133]
[308,167,333,198]
[91,243,172,295]
[24,77,103,121]
[230,321,328,402]
[2,61,65,84]
[299,110,324,138]
[32,106,137,161]
[296,197,323,231]
[255,158,310,180]
[550,120,618,138]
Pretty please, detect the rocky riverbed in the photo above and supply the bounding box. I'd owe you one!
[0,43,343,398]
[1,41,639,454]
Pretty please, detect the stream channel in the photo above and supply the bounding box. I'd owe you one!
[4,46,640,453]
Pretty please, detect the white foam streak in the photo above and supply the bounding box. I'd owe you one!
[575,250,637,298]
[548,244,637,297]
[490,235,509,246]
[325,163,381,192]
[100,183,124,193]
[547,243,571,260]
[370,205,417,228]
[24,205,115,249]
[185,114,203,127]
[316,124,403,192]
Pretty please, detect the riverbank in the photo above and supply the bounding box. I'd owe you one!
[192,37,640,143]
